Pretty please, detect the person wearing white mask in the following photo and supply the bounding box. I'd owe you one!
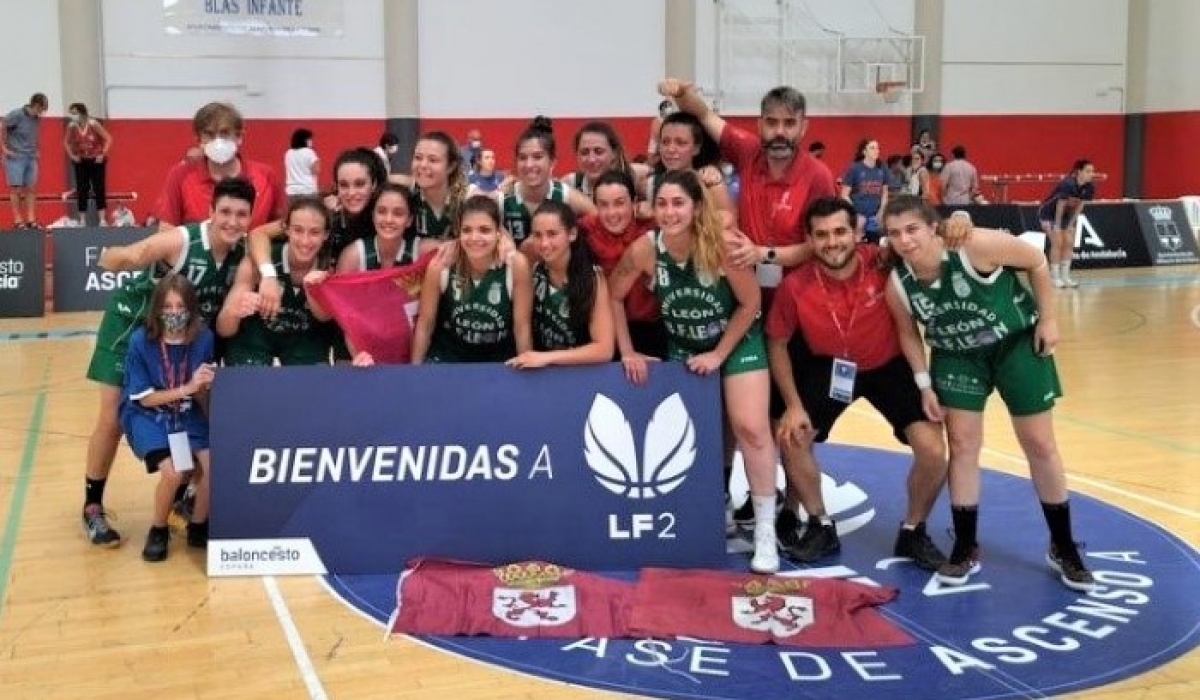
[151,101,286,231]
[63,102,113,225]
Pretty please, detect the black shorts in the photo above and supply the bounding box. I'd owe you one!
[144,448,172,474]
[772,352,927,444]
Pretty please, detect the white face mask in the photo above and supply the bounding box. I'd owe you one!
[204,137,239,165]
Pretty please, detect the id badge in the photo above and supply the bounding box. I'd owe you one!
[829,358,857,403]
[167,431,194,473]
[755,262,783,288]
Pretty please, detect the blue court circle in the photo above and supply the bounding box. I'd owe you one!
[325,443,1200,700]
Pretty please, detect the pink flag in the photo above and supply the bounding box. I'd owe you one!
[306,253,433,364]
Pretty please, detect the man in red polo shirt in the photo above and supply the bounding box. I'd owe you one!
[153,102,286,230]
[659,78,838,297]
[765,196,948,570]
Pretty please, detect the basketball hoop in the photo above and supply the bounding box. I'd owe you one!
[876,81,906,104]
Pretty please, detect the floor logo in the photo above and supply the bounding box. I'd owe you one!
[585,393,696,499]
[326,444,1200,700]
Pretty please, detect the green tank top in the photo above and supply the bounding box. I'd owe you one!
[261,240,323,335]
[413,190,453,240]
[428,263,515,362]
[107,221,243,325]
[358,234,417,271]
[650,230,735,355]
[892,248,1038,352]
[500,181,569,244]
[532,261,579,351]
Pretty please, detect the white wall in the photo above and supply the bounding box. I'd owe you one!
[941,0,1127,114]
[1141,0,1200,112]
[98,0,386,118]
[0,0,63,115]
[416,0,665,118]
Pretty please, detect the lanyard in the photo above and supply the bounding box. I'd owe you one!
[159,340,186,418]
[811,259,865,360]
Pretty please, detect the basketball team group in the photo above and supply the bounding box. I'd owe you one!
[78,77,1097,594]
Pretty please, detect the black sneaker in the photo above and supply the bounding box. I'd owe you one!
[167,489,196,533]
[1047,543,1095,592]
[731,488,786,527]
[936,543,981,586]
[782,516,840,563]
[82,504,122,547]
[894,523,948,571]
[142,526,169,562]
[775,508,801,550]
[187,521,209,549]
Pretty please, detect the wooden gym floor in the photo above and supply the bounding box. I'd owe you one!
[0,264,1197,699]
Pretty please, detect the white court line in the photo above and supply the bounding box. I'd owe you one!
[845,405,1200,521]
[264,575,330,700]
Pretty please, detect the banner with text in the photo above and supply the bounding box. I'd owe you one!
[164,0,344,37]
[1134,201,1200,265]
[0,228,45,318]
[52,227,154,312]
[208,363,726,576]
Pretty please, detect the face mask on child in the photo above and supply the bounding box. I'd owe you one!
[161,310,190,334]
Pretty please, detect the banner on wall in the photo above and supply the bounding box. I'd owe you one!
[1133,201,1200,265]
[208,363,727,576]
[163,0,344,38]
[52,227,154,312]
[0,228,45,318]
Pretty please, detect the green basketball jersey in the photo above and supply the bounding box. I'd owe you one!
[892,248,1038,352]
[358,234,417,271]
[413,190,453,240]
[499,181,569,244]
[532,261,578,351]
[261,240,323,335]
[428,263,515,362]
[649,231,735,357]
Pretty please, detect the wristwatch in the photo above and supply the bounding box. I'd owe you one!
[765,247,777,263]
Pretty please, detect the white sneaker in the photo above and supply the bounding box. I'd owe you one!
[1053,277,1067,289]
[1063,275,1079,288]
[750,524,780,574]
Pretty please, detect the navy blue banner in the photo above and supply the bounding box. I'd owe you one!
[0,228,45,317]
[209,363,727,575]
[51,226,154,311]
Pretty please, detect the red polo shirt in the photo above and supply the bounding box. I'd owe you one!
[154,157,287,228]
[720,124,837,247]
[765,246,898,371]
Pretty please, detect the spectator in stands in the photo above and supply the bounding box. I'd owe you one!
[925,152,946,205]
[461,129,484,175]
[119,273,216,562]
[64,102,113,226]
[840,138,889,243]
[374,132,399,175]
[940,145,981,206]
[609,169,779,574]
[914,128,937,161]
[283,128,320,199]
[807,141,826,160]
[152,102,286,231]
[467,148,505,194]
[2,93,49,228]
[411,195,533,363]
[908,150,930,198]
[507,200,614,368]
[1039,159,1096,289]
[886,154,909,198]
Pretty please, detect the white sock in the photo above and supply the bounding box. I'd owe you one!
[751,494,776,525]
[1050,263,1062,281]
[1062,260,1073,276]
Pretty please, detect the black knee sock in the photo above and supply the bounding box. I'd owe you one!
[85,477,107,507]
[1041,500,1076,550]
[950,505,979,558]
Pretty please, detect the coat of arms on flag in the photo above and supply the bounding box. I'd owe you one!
[491,562,578,627]
[731,578,814,637]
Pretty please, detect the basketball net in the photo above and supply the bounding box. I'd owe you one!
[876,81,906,104]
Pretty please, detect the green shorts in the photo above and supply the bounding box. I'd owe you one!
[669,321,768,377]
[224,319,333,367]
[931,329,1062,416]
[86,301,149,386]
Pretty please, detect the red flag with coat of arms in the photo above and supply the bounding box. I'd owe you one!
[628,567,914,647]
[304,252,434,364]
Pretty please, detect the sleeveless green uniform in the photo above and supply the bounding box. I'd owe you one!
[427,264,515,363]
[87,222,244,386]
[649,231,766,376]
[225,241,336,366]
[892,248,1060,415]
[413,190,453,241]
[357,234,418,271]
[499,181,569,245]
[531,261,583,351]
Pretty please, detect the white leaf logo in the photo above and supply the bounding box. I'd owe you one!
[583,393,695,500]
[641,393,695,498]
[584,394,639,498]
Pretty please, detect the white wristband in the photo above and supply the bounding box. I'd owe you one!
[914,371,932,390]
[258,263,277,279]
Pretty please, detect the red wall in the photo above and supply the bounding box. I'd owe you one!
[1143,111,1200,198]
[9,110,1196,229]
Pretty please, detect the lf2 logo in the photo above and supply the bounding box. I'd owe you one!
[584,393,695,500]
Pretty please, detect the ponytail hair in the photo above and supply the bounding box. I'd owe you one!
[517,115,557,160]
